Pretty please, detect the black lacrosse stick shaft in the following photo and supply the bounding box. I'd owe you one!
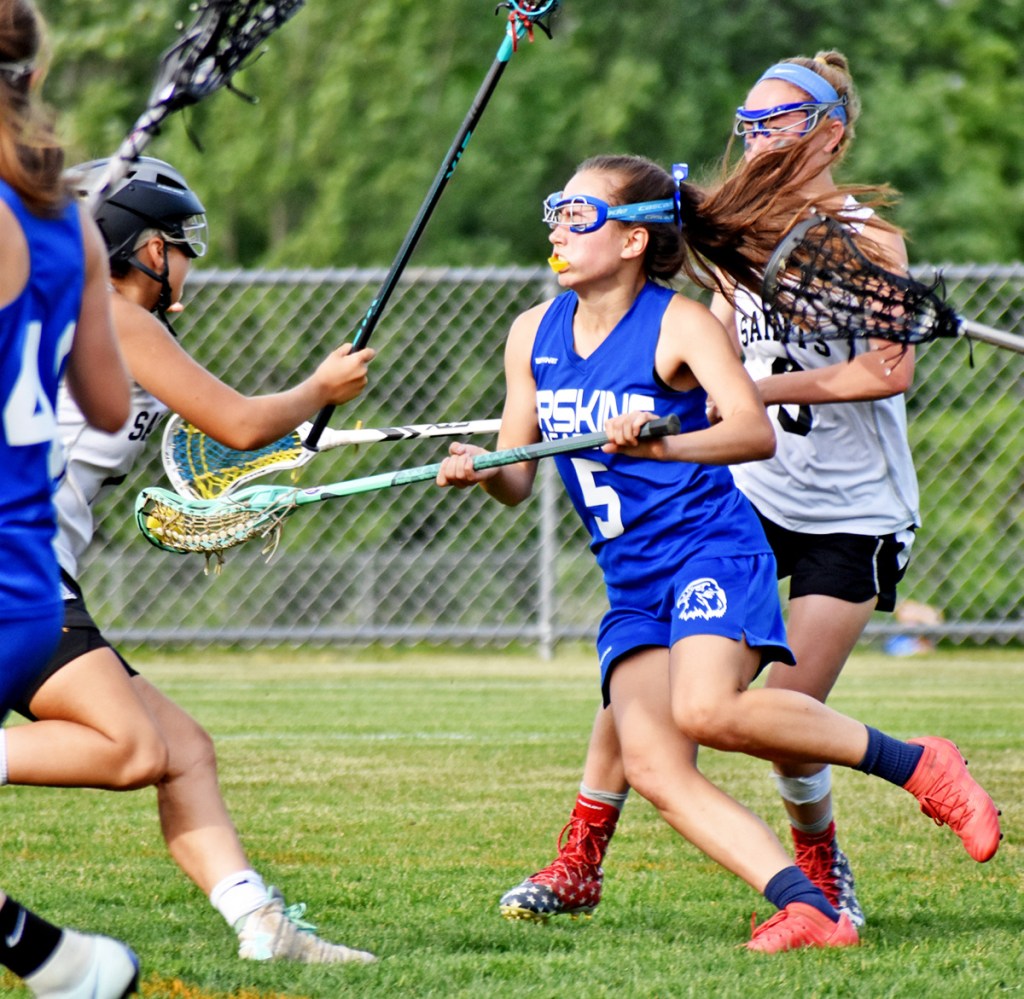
[303,4,558,451]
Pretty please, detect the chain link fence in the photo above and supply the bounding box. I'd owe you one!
[88,264,1024,653]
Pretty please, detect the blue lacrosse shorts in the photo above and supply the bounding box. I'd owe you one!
[596,553,794,706]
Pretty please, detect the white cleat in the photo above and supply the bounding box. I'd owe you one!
[237,896,376,964]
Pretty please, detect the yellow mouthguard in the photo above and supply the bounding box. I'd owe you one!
[548,254,569,273]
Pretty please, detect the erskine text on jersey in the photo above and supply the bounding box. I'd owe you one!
[536,387,657,438]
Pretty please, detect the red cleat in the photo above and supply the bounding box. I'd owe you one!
[903,737,1002,862]
[746,902,859,953]
[792,823,865,927]
[499,812,614,921]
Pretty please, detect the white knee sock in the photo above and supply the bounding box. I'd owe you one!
[209,870,270,929]
[0,730,7,786]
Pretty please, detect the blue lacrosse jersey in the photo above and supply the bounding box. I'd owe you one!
[531,281,772,607]
[0,179,84,619]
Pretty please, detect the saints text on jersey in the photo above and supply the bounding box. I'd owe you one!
[536,387,656,438]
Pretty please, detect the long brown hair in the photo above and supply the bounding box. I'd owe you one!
[684,135,900,295]
[0,0,67,216]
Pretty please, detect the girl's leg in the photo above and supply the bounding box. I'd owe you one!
[11,657,374,963]
[612,645,857,951]
[129,676,251,895]
[580,703,628,793]
[766,594,874,823]
[613,646,797,889]
[8,648,168,790]
[673,635,1001,863]
[125,677,376,964]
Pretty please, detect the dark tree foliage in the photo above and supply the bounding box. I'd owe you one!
[43,0,1024,267]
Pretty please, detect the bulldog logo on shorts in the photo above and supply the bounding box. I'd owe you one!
[677,577,727,621]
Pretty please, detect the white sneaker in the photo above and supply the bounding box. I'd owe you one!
[237,896,375,964]
[24,930,139,999]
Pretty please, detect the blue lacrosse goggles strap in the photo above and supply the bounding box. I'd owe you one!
[543,193,677,233]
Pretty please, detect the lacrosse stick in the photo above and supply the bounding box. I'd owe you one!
[301,0,560,451]
[137,413,680,560]
[85,0,305,211]
[761,215,1024,354]
[162,414,502,499]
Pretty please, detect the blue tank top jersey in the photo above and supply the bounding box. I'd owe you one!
[531,281,771,606]
[0,179,84,618]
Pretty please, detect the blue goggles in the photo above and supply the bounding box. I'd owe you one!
[543,163,689,234]
[733,97,847,142]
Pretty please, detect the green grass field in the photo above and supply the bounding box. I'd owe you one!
[1,646,1020,998]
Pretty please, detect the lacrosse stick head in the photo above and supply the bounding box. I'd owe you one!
[761,214,962,348]
[496,1,560,54]
[162,416,312,500]
[136,484,299,557]
[85,1,305,210]
[152,0,306,114]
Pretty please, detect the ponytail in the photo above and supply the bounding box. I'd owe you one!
[0,0,67,216]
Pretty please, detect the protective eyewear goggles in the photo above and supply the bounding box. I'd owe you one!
[543,164,688,234]
[733,97,847,143]
[165,214,208,258]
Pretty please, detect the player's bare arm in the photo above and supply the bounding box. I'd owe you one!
[113,294,374,451]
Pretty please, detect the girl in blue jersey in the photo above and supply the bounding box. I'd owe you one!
[0,1,138,995]
[437,153,1000,952]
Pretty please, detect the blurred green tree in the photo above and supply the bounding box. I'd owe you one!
[43,0,1024,267]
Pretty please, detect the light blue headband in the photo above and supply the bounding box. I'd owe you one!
[756,63,848,124]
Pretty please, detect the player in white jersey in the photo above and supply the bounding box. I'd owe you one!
[440,153,998,952]
[715,51,920,930]
[2,156,378,965]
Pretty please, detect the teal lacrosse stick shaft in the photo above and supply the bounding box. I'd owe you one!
[230,412,679,511]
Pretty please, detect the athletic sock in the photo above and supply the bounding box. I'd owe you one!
[763,866,839,922]
[791,813,834,837]
[577,784,628,823]
[853,726,925,786]
[793,819,836,845]
[572,792,621,831]
[0,729,8,786]
[0,897,63,978]
[578,783,629,813]
[209,870,270,929]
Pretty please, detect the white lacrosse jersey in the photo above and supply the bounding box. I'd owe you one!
[728,208,920,535]
[53,379,168,577]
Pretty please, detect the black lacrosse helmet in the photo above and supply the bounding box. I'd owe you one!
[73,157,207,266]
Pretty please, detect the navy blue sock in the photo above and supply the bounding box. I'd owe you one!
[763,866,838,922]
[853,726,924,786]
[0,897,62,978]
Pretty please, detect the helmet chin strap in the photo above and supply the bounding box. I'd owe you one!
[128,238,178,334]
